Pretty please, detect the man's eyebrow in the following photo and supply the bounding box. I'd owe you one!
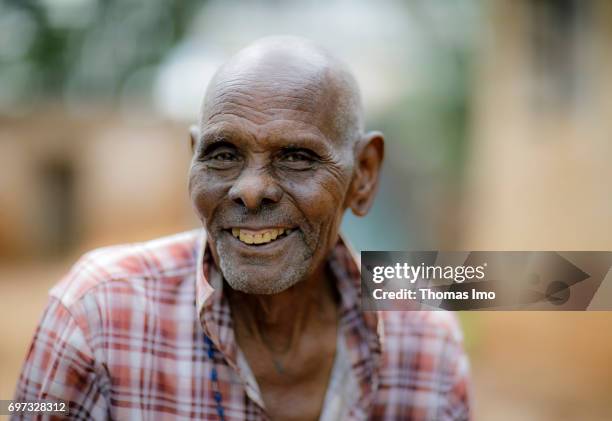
[199,129,231,144]
[269,135,334,157]
[197,128,335,156]
[198,127,239,145]
[194,132,236,156]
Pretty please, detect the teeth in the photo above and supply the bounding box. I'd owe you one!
[232,228,292,245]
[240,232,254,244]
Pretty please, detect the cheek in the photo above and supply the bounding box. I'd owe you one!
[188,166,229,220]
[283,169,350,230]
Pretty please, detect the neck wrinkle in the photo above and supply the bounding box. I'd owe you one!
[227,260,337,354]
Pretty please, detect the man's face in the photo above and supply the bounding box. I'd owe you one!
[188,64,356,294]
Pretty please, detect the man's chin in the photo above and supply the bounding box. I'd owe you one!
[213,230,313,294]
[221,266,305,295]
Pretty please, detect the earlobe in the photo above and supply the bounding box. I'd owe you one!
[189,125,199,153]
[350,197,370,217]
[349,131,384,217]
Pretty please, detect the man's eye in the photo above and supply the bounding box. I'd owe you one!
[201,147,241,170]
[212,151,237,161]
[283,152,312,162]
[278,150,318,170]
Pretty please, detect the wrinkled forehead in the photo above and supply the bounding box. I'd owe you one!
[200,54,343,142]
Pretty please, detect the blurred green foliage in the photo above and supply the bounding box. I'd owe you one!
[0,0,201,106]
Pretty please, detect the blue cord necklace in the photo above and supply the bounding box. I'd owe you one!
[205,336,225,420]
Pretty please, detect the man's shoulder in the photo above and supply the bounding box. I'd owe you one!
[50,229,202,308]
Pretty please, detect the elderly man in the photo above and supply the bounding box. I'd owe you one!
[15,37,470,420]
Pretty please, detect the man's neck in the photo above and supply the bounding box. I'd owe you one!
[226,263,341,420]
[226,262,339,355]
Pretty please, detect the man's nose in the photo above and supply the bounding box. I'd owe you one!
[228,167,283,210]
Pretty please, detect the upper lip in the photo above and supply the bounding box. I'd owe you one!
[224,225,296,230]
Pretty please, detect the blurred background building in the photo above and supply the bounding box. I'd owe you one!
[1,0,611,419]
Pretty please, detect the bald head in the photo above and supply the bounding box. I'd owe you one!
[200,36,364,145]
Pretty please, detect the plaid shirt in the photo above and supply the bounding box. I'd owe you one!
[14,229,470,420]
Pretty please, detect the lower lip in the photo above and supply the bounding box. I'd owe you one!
[225,230,298,254]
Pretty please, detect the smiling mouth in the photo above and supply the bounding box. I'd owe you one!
[229,227,296,246]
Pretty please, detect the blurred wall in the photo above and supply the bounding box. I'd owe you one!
[0,110,196,259]
[465,0,612,250]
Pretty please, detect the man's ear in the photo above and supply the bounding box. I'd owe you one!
[347,131,384,216]
[189,125,199,154]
